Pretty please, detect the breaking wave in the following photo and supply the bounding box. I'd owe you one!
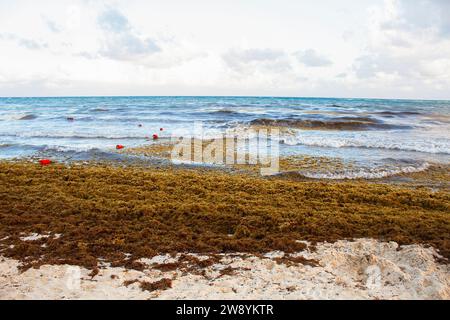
[375,111,423,116]
[298,162,431,180]
[250,117,410,131]
[283,134,450,154]
[210,109,240,115]
[91,108,109,112]
[18,114,38,120]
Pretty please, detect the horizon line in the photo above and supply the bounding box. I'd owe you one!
[1,94,449,102]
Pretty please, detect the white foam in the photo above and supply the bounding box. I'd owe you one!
[300,162,431,180]
[283,131,450,154]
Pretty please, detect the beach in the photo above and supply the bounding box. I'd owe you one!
[0,96,449,300]
[2,0,450,306]
[1,239,449,300]
[0,160,449,299]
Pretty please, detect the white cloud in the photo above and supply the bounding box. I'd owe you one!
[0,33,48,50]
[97,7,130,33]
[350,0,450,96]
[382,0,450,36]
[42,16,62,33]
[295,49,332,67]
[222,48,291,74]
[0,0,449,99]
[97,8,161,61]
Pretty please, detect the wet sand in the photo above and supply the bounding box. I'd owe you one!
[122,141,449,189]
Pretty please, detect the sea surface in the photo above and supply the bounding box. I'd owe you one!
[1,96,449,179]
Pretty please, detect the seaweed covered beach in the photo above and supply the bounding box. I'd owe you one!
[1,161,449,272]
[2,0,450,301]
[0,96,449,299]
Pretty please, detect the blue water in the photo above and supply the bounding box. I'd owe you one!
[1,96,449,178]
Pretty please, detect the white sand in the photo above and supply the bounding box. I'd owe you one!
[0,239,448,300]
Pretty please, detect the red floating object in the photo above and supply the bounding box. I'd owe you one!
[152,134,159,140]
[116,145,124,150]
[39,159,52,166]
[160,128,164,131]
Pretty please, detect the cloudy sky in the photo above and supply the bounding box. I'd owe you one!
[0,0,449,99]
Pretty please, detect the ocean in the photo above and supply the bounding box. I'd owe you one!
[0,96,449,179]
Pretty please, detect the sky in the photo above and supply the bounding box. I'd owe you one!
[0,0,449,99]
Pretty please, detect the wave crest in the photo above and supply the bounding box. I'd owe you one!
[296,162,431,180]
[250,117,409,131]
[18,114,38,120]
[283,135,450,154]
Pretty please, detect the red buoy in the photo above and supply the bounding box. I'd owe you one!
[152,134,159,140]
[160,128,164,131]
[116,145,124,150]
[39,159,52,166]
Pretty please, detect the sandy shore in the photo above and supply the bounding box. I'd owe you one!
[1,239,448,300]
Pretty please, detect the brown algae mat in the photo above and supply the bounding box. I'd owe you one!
[0,161,449,272]
[121,141,449,187]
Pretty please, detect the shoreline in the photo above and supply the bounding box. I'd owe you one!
[120,141,450,187]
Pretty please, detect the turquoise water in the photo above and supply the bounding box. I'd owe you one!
[1,96,449,178]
